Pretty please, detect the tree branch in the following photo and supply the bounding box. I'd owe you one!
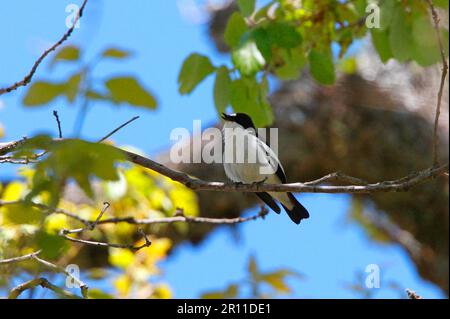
[8,277,82,299]
[0,0,89,96]
[0,250,41,265]
[0,137,448,194]
[53,110,63,139]
[0,249,88,298]
[425,0,449,166]
[121,149,448,194]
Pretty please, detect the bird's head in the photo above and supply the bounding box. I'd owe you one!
[221,113,256,130]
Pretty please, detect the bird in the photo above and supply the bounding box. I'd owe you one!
[221,112,309,224]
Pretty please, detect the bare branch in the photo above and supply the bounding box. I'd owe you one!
[406,288,423,299]
[121,149,448,194]
[53,110,63,139]
[8,278,82,299]
[0,249,88,298]
[425,0,449,166]
[97,116,140,143]
[31,255,88,298]
[0,0,89,96]
[59,232,151,251]
[0,250,41,265]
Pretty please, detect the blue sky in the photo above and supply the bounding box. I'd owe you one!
[0,0,445,298]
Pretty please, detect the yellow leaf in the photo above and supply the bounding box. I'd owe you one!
[114,274,132,297]
[1,182,25,201]
[109,248,135,269]
[152,283,172,299]
[44,214,69,233]
[2,203,42,225]
[141,237,171,266]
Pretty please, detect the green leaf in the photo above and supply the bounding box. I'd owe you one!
[236,0,255,17]
[411,14,441,66]
[274,47,306,80]
[260,270,292,294]
[389,6,413,62]
[36,231,69,260]
[26,138,125,204]
[308,50,335,85]
[224,12,248,48]
[201,284,239,299]
[50,45,80,66]
[65,72,82,103]
[232,35,266,76]
[2,203,42,225]
[178,53,215,95]
[88,289,114,299]
[248,255,259,279]
[101,47,132,59]
[106,76,157,108]
[213,66,231,115]
[230,77,273,127]
[22,81,67,106]
[266,22,302,49]
[378,0,397,31]
[86,89,110,101]
[433,0,449,8]
[371,29,392,63]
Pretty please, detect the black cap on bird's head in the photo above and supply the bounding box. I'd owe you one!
[221,113,256,130]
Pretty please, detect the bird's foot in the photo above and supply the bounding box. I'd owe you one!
[252,177,268,186]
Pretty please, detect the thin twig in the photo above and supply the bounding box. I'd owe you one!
[8,277,82,299]
[53,110,63,139]
[97,116,140,142]
[59,232,151,251]
[0,250,41,265]
[0,0,89,95]
[425,0,449,166]
[31,255,88,298]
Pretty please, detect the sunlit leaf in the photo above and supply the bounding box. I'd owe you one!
[50,45,80,66]
[178,53,215,94]
[232,35,266,76]
[236,0,255,17]
[22,81,66,106]
[105,76,157,109]
[2,203,42,225]
[109,248,135,269]
[224,12,248,48]
[65,72,82,103]
[25,137,125,204]
[213,66,231,115]
[102,47,132,59]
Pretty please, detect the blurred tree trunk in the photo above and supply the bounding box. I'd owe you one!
[157,4,449,294]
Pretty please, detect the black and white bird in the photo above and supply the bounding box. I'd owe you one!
[221,112,309,224]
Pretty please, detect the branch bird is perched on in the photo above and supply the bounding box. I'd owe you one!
[221,113,309,224]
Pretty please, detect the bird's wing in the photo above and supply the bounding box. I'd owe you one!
[256,138,287,183]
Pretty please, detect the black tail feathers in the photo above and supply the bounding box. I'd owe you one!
[256,192,281,214]
[281,193,310,224]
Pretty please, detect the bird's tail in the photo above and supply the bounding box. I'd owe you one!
[280,193,309,224]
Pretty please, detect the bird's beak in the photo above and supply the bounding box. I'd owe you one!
[221,113,230,121]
